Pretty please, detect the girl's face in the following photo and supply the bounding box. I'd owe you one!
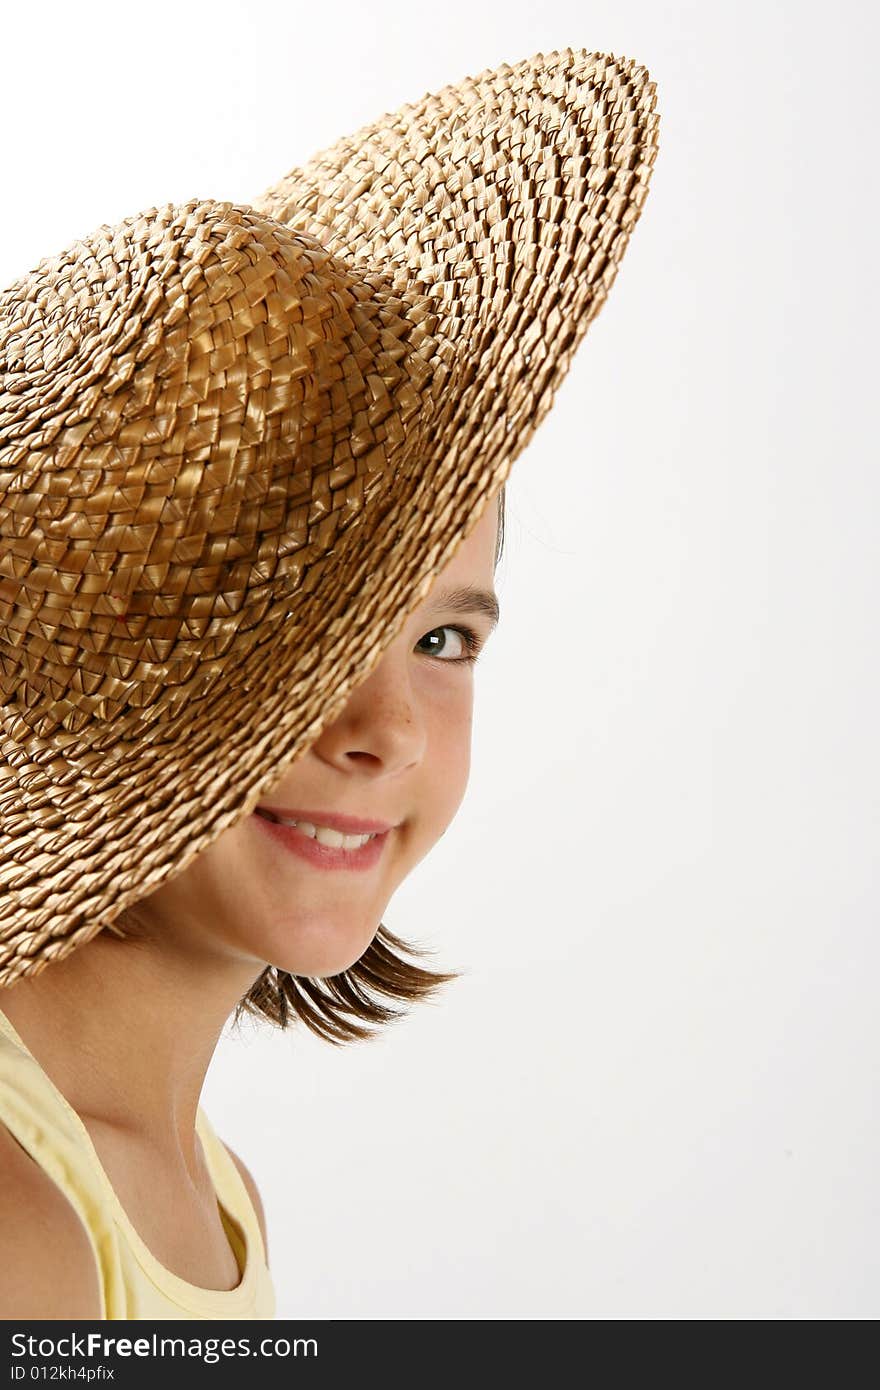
[135,499,501,978]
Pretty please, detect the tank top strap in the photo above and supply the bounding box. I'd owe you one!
[195,1105,269,1267]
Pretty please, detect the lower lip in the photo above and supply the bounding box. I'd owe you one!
[252,813,390,872]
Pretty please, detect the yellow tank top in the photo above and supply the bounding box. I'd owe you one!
[0,1005,276,1320]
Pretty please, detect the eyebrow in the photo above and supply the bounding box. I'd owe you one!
[427,584,501,631]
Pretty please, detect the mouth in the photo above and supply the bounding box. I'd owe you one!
[253,808,392,872]
[255,806,393,839]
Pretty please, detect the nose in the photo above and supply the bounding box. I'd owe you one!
[311,639,426,778]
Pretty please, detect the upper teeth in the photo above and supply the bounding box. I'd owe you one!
[269,815,376,850]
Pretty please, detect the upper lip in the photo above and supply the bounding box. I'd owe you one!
[255,806,396,835]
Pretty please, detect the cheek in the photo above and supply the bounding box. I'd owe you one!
[423,680,475,828]
[169,826,265,919]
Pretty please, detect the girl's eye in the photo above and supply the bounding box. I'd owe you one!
[416,625,483,664]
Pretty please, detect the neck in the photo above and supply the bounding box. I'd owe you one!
[0,925,264,1173]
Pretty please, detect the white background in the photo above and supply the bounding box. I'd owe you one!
[2,1,877,1320]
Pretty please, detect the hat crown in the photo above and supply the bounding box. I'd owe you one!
[0,200,406,738]
[0,199,352,455]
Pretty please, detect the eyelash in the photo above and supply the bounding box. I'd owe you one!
[416,624,483,665]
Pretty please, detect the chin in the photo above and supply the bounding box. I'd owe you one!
[279,950,371,979]
[264,918,380,979]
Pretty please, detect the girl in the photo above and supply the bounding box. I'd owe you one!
[0,491,504,1320]
[0,48,658,1319]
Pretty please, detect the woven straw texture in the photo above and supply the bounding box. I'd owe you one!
[0,48,659,985]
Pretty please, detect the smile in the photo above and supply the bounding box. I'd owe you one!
[253,808,389,872]
[258,810,375,849]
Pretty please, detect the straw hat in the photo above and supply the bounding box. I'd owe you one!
[0,48,660,987]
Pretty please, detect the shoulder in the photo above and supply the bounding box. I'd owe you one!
[220,1139,269,1265]
[0,1122,102,1319]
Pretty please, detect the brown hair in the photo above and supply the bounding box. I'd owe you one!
[111,487,506,1044]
